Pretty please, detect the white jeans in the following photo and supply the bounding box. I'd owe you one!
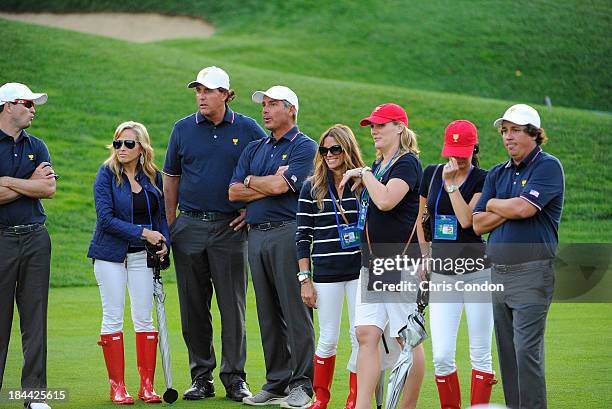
[314,279,359,372]
[94,251,155,334]
[429,269,494,375]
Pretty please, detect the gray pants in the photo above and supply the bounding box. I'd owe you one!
[171,214,248,388]
[491,260,554,409]
[248,222,314,395]
[0,225,51,391]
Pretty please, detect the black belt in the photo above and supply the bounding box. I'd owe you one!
[249,221,293,231]
[181,210,238,222]
[492,259,553,273]
[0,223,43,235]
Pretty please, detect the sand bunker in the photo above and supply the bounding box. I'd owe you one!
[0,12,215,43]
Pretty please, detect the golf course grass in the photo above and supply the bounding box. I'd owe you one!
[0,1,610,408]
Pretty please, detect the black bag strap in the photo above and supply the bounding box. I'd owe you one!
[426,164,443,200]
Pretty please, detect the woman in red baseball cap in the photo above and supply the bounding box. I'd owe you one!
[416,120,497,408]
[339,103,425,409]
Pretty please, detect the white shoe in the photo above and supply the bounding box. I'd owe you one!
[28,403,51,409]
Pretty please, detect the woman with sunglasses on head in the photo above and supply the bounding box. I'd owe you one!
[295,124,364,409]
[87,121,170,405]
[416,120,496,408]
[339,103,425,409]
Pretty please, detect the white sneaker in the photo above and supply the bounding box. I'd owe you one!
[243,390,287,406]
[28,403,51,409]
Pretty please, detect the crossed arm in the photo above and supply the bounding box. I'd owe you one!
[0,162,56,204]
[473,197,537,235]
[228,165,289,203]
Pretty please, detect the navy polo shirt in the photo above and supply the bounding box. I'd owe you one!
[230,126,317,224]
[474,146,565,264]
[0,129,52,226]
[163,106,267,213]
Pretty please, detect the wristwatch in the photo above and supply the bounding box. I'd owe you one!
[297,270,312,284]
[359,166,372,178]
[244,175,252,188]
[445,184,459,193]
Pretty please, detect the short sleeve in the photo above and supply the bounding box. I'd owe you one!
[419,164,438,197]
[474,168,497,214]
[387,154,420,191]
[473,168,487,194]
[282,138,317,193]
[163,126,182,176]
[520,158,564,211]
[36,139,52,165]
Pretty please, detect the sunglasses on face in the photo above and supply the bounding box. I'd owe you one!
[319,145,343,156]
[12,99,35,109]
[112,140,138,149]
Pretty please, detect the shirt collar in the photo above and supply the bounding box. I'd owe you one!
[195,105,235,125]
[267,126,300,144]
[505,145,542,169]
[0,129,28,142]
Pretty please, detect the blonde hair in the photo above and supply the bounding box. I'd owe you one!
[310,124,365,210]
[375,122,420,161]
[104,121,161,193]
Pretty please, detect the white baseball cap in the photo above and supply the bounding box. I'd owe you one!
[493,104,541,128]
[252,85,299,114]
[187,66,230,90]
[0,82,48,106]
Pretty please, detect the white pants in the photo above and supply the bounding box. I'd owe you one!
[429,269,494,375]
[94,251,155,334]
[314,279,359,371]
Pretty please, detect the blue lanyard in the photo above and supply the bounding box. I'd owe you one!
[434,166,474,217]
[329,185,358,227]
[361,150,400,203]
[131,188,153,227]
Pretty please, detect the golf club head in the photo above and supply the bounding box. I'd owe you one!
[163,388,179,403]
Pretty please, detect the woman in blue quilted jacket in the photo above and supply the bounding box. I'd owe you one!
[87,121,170,405]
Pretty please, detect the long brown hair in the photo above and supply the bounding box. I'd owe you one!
[310,124,365,210]
[104,121,161,193]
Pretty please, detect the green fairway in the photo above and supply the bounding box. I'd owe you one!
[3,285,611,408]
[0,2,610,409]
[0,17,609,286]
[2,1,610,111]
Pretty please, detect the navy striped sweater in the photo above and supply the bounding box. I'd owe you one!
[295,179,361,283]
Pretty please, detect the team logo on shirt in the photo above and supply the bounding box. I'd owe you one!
[232,138,238,145]
[521,179,527,187]
[28,154,34,160]
[282,154,287,160]
[452,134,459,142]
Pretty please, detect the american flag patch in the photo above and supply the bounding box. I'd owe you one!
[529,189,540,198]
[291,175,298,183]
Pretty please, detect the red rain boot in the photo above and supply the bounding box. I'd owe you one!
[308,355,336,409]
[435,370,461,409]
[343,371,357,409]
[136,332,162,403]
[470,369,497,406]
[98,332,134,405]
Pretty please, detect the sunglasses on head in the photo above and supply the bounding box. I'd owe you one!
[112,140,138,149]
[12,99,35,109]
[319,145,343,156]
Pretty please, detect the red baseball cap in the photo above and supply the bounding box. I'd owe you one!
[441,120,478,158]
[360,103,408,126]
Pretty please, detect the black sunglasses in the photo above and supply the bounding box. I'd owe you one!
[319,145,343,156]
[112,140,138,149]
[12,99,35,109]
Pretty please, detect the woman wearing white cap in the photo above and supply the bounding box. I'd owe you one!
[339,103,425,409]
[417,120,496,409]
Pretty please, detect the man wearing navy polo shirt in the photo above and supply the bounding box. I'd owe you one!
[229,86,316,409]
[0,82,56,409]
[163,67,266,402]
[473,104,565,409]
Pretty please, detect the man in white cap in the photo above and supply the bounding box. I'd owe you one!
[163,67,266,401]
[0,82,56,409]
[229,86,316,409]
[473,104,565,409]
